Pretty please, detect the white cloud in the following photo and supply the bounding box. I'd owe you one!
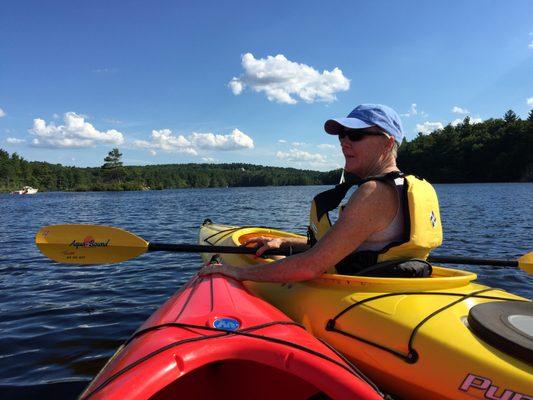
[0,108,5,118]
[401,103,418,117]
[6,137,25,144]
[29,112,124,148]
[527,97,533,106]
[228,79,244,95]
[317,143,337,150]
[189,129,254,150]
[229,53,350,104]
[416,121,444,135]
[400,103,428,118]
[529,41,533,49]
[134,129,197,155]
[276,147,342,170]
[277,139,287,143]
[291,141,307,147]
[93,67,118,73]
[276,148,327,163]
[452,106,469,114]
[202,157,217,163]
[134,128,254,156]
[451,117,482,127]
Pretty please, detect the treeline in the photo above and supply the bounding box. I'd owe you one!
[1,109,532,192]
[0,150,342,192]
[397,110,533,182]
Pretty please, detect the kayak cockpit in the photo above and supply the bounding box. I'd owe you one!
[219,224,480,291]
[151,359,328,400]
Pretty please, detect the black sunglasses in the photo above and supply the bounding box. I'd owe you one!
[338,129,387,142]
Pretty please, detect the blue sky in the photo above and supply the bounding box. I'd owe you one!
[1,0,532,171]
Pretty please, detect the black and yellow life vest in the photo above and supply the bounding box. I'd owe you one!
[308,171,443,274]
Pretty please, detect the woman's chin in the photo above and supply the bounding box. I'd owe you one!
[344,158,359,173]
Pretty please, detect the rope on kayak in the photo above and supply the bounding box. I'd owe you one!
[123,320,304,347]
[81,319,386,399]
[326,289,529,364]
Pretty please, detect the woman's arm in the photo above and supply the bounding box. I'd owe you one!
[200,181,398,282]
[242,235,308,257]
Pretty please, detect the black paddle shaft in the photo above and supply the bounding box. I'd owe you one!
[427,255,517,267]
[148,243,519,267]
[147,242,299,256]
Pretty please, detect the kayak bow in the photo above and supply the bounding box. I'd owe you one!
[81,273,384,400]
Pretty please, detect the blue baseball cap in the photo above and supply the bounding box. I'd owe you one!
[324,104,404,143]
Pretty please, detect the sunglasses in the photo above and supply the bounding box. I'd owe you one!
[338,130,388,142]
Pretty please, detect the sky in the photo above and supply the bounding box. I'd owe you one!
[1,0,532,171]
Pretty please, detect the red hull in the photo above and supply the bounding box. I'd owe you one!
[81,274,383,400]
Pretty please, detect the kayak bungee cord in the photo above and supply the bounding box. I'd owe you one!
[82,319,385,399]
[326,289,529,364]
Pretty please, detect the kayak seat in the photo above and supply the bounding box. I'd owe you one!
[340,258,433,277]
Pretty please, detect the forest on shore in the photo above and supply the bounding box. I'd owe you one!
[397,110,533,183]
[1,110,532,192]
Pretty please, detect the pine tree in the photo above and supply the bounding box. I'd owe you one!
[503,110,518,123]
[527,109,533,122]
[101,148,124,187]
[102,148,123,169]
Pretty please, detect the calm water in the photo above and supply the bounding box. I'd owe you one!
[0,184,532,398]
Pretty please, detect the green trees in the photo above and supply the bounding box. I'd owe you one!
[503,110,518,123]
[398,109,533,182]
[101,148,125,188]
[1,109,531,192]
[0,150,336,192]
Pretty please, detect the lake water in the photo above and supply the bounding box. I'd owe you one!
[0,184,532,399]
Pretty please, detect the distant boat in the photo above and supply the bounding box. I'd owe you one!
[11,186,38,195]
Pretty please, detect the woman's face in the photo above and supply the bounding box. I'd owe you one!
[339,129,391,176]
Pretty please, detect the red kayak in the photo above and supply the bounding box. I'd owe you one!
[80,274,384,400]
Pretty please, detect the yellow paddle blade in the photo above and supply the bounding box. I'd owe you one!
[518,252,533,274]
[35,224,149,264]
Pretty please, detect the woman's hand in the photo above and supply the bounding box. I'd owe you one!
[198,261,243,280]
[242,236,285,257]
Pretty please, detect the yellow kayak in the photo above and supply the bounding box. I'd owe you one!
[199,220,533,400]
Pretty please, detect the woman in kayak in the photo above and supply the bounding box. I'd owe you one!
[200,104,442,281]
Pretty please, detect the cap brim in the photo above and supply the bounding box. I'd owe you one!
[324,118,373,135]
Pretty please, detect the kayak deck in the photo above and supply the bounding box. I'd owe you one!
[81,274,383,400]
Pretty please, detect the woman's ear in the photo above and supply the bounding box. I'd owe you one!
[384,136,394,152]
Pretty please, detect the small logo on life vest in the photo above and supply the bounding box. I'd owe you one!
[459,373,531,399]
[429,211,437,227]
[213,317,240,331]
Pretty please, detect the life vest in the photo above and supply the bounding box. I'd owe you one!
[308,171,443,274]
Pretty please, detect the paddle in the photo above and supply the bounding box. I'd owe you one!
[35,224,532,274]
[35,224,296,265]
[427,254,532,273]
